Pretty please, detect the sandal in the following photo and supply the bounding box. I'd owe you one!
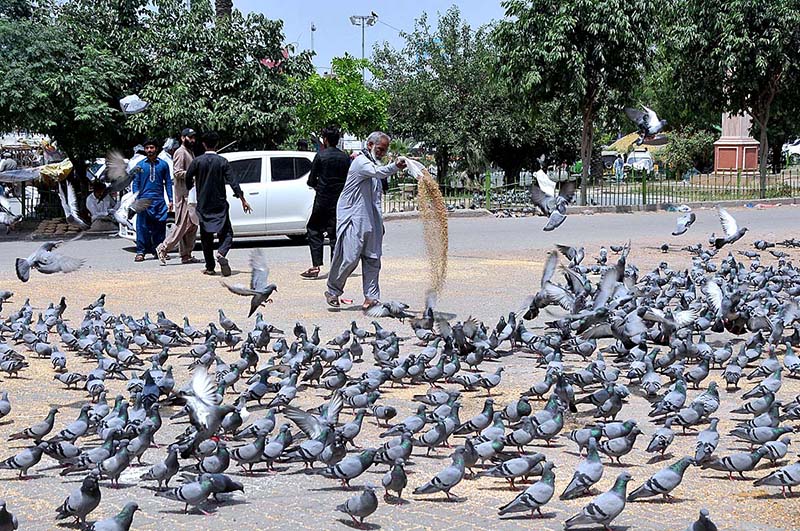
[362,299,380,311]
[202,269,216,276]
[217,254,231,277]
[134,254,145,262]
[182,256,201,264]
[300,267,320,279]
[324,291,340,308]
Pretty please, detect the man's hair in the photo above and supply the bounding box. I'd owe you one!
[322,126,341,147]
[203,131,220,149]
[142,138,159,148]
[366,131,390,145]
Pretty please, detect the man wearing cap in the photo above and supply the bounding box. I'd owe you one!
[157,128,200,264]
[132,138,173,262]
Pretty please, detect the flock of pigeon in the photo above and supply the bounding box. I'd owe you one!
[0,206,798,531]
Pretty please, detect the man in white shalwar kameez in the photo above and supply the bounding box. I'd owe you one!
[325,132,407,309]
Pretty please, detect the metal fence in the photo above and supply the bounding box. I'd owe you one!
[382,168,800,213]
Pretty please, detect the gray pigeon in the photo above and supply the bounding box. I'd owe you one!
[710,207,747,249]
[15,239,84,282]
[564,471,632,529]
[0,500,17,531]
[686,508,718,531]
[624,105,667,143]
[498,460,556,518]
[140,445,180,488]
[701,447,768,480]
[85,501,138,531]
[155,475,214,514]
[561,437,604,500]
[753,458,800,496]
[336,485,378,526]
[694,418,720,463]
[672,212,696,236]
[381,458,407,500]
[321,448,376,488]
[413,447,466,499]
[222,249,277,317]
[0,442,46,478]
[627,457,693,501]
[56,472,102,524]
[476,453,546,490]
[8,406,58,441]
[0,392,10,421]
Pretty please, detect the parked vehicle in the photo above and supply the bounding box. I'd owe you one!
[119,150,316,241]
[783,139,800,164]
[624,149,654,174]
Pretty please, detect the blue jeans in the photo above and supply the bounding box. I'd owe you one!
[136,211,167,256]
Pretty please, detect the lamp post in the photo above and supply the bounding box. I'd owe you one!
[310,22,316,54]
[349,12,377,81]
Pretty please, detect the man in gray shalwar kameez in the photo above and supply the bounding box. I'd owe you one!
[325,132,407,309]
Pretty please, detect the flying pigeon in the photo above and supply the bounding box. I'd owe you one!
[624,105,667,144]
[56,179,89,230]
[672,212,696,236]
[530,170,577,231]
[710,207,747,249]
[222,249,277,317]
[119,94,149,115]
[15,238,84,282]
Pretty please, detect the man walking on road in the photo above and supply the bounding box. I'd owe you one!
[324,131,407,310]
[186,131,251,277]
[133,138,173,262]
[158,128,200,265]
[300,126,351,280]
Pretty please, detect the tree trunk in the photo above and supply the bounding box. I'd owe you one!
[579,111,594,206]
[757,120,769,199]
[215,0,233,18]
[436,146,449,186]
[771,135,784,174]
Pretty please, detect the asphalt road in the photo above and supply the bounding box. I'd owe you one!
[0,205,798,530]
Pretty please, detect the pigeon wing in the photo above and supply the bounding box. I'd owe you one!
[222,282,258,297]
[186,367,220,430]
[249,249,270,291]
[541,250,559,288]
[642,105,659,127]
[283,406,324,439]
[703,280,723,317]
[624,107,647,126]
[717,207,738,238]
[534,170,557,197]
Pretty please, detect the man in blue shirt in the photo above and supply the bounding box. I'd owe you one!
[133,138,173,262]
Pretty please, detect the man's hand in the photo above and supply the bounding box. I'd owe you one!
[396,157,408,170]
[241,197,253,214]
[168,202,174,212]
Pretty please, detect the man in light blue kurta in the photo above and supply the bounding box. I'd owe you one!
[325,132,407,309]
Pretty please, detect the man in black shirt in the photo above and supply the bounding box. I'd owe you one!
[186,131,252,277]
[300,126,351,279]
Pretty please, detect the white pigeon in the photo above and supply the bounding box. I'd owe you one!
[57,180,89,230]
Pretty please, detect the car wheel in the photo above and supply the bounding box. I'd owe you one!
[287,234,308,244]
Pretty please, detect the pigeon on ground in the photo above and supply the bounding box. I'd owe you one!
[627,457,694,502]
[413,447,466,499]
[498,460,556,518]
[701,447,768,480]
[335,485,378,526]
[84,501,138,531]
[561,437,604,500]
[753,458,800,496]
[564,472,632,530]
[221,249,277,317]
[694,418,720,464]
[0,500,17,531]
[15,239,84,282]
[686,508,718,531]
[55,472,102,525]
[140,445,179,488]
[0,442,46,478]
[625,105,667,144]
[8,406,58,441]
[155,475,214,515]
[672,212,696,236]
[381,458,407,500]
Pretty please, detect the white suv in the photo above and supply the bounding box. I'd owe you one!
[119,150,316,240]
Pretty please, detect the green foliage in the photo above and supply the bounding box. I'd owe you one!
[660,128,716,176]
[295,55,389,140]
[495,0,661,202]
[0,0,311,165]
[667,0,800,189]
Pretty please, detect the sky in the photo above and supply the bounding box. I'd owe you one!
[237,1,507,73]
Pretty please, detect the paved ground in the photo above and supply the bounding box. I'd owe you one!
[0,205,798,530]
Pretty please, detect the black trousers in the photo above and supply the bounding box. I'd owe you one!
[306,201,337,267]
[200,217,234,272]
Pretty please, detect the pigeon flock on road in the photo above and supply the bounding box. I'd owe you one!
[0,207,799,530]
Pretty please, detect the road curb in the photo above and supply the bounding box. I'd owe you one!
[384,208,493,222]
[565,197,799,215]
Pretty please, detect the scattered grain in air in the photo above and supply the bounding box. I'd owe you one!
[414,167,449,295]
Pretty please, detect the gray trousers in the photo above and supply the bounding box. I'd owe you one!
[327,237,381,300]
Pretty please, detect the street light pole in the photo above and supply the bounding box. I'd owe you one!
[349,13,377,81]
[310,22,316,54]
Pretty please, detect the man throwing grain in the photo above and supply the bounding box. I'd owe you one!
[324,131,407,310]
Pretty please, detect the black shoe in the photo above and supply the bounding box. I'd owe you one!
[217,254,231,277]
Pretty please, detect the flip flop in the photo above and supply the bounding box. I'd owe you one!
[300,267,320,279]
[325,291,341,308]
[217,255,231,277]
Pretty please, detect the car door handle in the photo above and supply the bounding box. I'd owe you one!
[248,192,260,196]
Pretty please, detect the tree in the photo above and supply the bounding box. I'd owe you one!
[215,0,232,19]
[372,7,487,184]
[668,0,800,196]
[495,0,661,204]
[0,0,311,176]
[295,55,389,141]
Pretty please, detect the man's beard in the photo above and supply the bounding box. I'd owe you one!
[370,148,380,162]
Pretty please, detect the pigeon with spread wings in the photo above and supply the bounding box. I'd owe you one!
[530,170,577,231]
[222,249,277,317]
[625,105,667,145]
[15,237,84,282]
[709,207,747,249]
